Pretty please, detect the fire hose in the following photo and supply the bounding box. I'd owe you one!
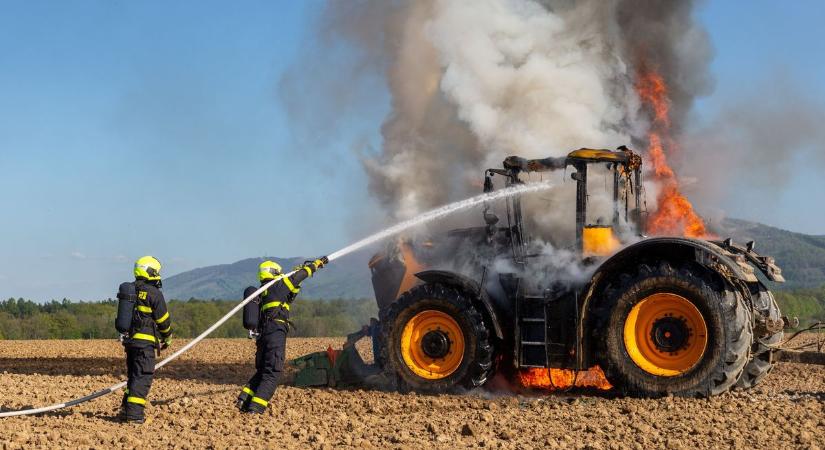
[0,275,283,418]
[0,180,556,418]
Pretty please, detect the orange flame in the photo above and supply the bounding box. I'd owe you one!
[636,71,671,128]
[636,67,710,238]
[517,366,612,391]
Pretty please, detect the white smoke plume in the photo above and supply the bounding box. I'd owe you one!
[282,0,710,228]
[426,1,636,168]
[493,240,597,287]
[364,0,642,221]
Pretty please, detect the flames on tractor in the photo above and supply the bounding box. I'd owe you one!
[366,64,797,398]
[516,66,713,393]
[518,367,612,391]
[636,65,711,239]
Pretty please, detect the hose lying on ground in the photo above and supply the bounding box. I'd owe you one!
[0,276,282,418]
[0,180,556,418]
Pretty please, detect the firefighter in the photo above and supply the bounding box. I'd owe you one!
[120,256,173,423]
[236,256,328,414]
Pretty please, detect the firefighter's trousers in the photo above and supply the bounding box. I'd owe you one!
[241,320,288,409]
[122,345,156,420]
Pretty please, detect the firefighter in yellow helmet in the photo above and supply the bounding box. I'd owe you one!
[236,256,328,413]
[119,256,173,423]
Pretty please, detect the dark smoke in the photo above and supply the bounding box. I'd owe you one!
[679,75,825,207]
[614,0,714,134]
[281,0,712,224]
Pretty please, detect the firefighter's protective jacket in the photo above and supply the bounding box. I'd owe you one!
[237,260,325,411]
[125,279,173,347]
[259,261,322,322]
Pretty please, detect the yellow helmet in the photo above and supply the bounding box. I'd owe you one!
[259,260,282,281]
[134,256,162,281]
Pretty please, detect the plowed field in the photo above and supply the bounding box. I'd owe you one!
[1,337,823,449]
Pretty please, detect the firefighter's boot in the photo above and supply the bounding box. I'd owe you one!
[245,402,266,414]
[123,394,147,424]
[235,386,254,411]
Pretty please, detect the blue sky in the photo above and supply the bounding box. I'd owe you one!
[1,1,823,301]
[695,1,825,230]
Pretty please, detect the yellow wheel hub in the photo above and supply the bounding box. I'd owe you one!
[623,293,708,377]
[400,310,465,380]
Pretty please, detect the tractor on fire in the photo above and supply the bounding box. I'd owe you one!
[368,146,789,397]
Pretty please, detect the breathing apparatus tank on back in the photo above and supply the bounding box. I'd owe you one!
[116,256,162,337]
[115,282,138,334]
[242,286,261,337]
[243,260,283,338]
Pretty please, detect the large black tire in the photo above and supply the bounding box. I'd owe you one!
[379,283,494,393]
[736,287,783,389]
[595,262,752,397]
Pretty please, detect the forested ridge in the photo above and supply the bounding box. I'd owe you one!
[0,297,377,340]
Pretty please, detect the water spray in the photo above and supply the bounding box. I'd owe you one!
[0,180,555,418]
[327,180,555,260]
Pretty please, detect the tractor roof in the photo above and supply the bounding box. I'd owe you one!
[566,148,630,163]
[501,146,640,174]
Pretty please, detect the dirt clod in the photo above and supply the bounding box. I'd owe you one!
[461,423,476,436]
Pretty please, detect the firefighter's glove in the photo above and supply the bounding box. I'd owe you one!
[160,336,172,350]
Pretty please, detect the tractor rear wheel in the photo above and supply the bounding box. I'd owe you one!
[736,287,783,389]
[596,262,752,397]
[379,283,493,393]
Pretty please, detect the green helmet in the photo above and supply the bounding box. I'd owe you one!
[259,260,282,282]
[134,256,162,281]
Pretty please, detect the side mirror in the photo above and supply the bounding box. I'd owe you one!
[483,175,493,193]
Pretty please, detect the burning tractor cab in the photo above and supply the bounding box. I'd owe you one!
[369,146,791,397]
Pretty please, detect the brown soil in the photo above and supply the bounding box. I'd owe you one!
[1,336,823,450]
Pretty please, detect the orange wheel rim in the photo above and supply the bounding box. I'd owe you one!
[400,310,465,380]
[623,293,708,377]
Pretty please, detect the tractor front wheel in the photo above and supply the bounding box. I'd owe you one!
[379,283,493,393]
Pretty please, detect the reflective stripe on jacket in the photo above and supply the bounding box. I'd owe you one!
[258,261,319,322]
[126,280,173,347]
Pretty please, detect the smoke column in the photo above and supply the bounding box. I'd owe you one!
[284,0,713,225]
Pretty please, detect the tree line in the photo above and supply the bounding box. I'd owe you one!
[773,285,825,326]
[0,285,822,340]
[0,297,378,340]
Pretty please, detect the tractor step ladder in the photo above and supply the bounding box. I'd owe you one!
[518,294,549,367]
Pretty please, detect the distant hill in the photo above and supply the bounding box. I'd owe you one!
[163,251,375,301]
[164,218,825,300]
[714,218,825,289]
